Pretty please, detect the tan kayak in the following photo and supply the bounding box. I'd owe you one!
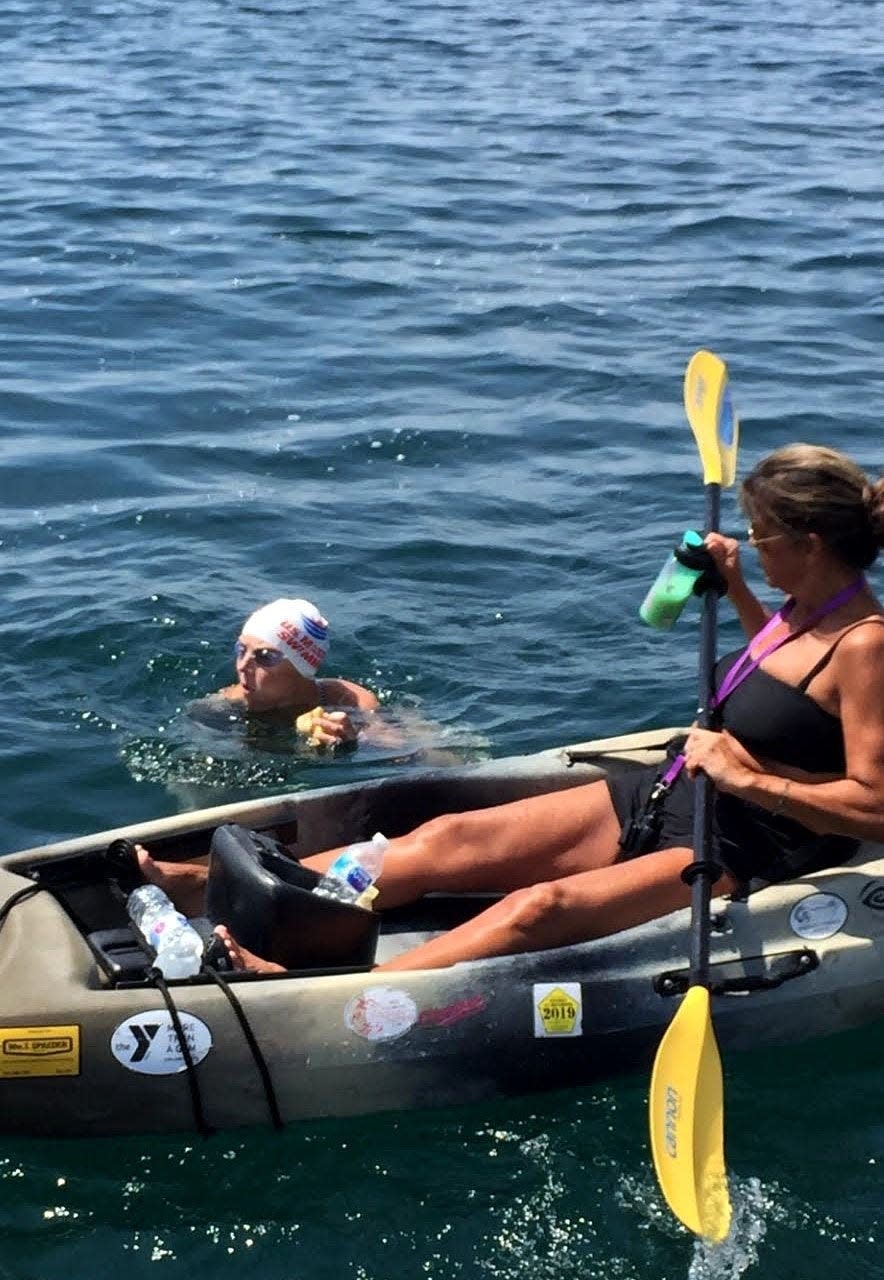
[1,726,882,1139]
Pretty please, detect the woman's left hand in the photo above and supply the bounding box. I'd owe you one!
[683,727,759,793]
[295,706,359,750]
[308,710,359,749]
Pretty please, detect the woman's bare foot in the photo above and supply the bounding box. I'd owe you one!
[212,924,285,975]
[135,845,209,917]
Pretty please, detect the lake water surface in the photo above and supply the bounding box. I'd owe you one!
[2,1,883,1276]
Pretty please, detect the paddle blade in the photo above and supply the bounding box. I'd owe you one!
[683,350,740,488]
[649,986,732,1242]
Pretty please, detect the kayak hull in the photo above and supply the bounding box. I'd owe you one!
[2,728,882,1139]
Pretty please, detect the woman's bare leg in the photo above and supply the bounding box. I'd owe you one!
[214,843,738,975]
[135,846,210,916]
[301,778,624,909]
[212,925,285,974]
[378,847,738,970]
[140,777,624,959]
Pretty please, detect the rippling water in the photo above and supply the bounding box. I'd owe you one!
[2,0,883,1276]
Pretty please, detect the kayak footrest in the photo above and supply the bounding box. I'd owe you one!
[654,947,819,998]
[87,926,152,981]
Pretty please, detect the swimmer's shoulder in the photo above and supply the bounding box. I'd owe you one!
[316,677,379,711]
[216,683,245,702]
[186,689,243,727]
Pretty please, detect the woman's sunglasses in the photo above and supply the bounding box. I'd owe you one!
[233,641,286,669]
[746,525,790,548]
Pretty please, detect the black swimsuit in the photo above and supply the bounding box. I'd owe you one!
[607,628,869,884]
[718,648,846,774]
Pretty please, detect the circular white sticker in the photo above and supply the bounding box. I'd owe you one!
[111,1010,213,1075]
[789,892,848,941]
[345,986,418,1042]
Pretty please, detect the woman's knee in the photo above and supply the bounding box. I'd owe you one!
[499,880,567,943]
[410,810,483,860]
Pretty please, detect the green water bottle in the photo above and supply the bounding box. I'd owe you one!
[639,530,706,630]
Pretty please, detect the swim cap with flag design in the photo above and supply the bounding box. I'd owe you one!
[240,599,330,676]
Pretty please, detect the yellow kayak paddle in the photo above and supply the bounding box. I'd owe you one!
[648,350,739,1242]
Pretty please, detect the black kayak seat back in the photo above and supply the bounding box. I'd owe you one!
[205,823,380,972]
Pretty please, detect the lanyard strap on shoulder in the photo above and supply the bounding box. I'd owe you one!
[656,576,865,791]
[712,577,865,708]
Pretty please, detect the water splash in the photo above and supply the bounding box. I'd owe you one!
[617,1170,780,1277]
[476,1129,636,1280]
[688,1177,774,1280]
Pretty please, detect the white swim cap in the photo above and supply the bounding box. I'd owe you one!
[240,598,330,676]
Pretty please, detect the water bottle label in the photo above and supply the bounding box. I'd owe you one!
[344,864,372,894]
[148,914,185,945]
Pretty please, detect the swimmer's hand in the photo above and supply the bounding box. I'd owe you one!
[295,706,324,739]
[295,706,358,751]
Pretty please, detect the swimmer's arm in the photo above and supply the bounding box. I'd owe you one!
[316,678,379,712]
[288,681,378,749]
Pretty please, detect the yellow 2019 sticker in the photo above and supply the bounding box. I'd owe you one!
[533,984,582,1037]
[0,1025,81,1078]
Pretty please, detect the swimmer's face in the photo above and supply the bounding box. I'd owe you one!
[234,633,300,710]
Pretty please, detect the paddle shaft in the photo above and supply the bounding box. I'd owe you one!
[689,480,721,988]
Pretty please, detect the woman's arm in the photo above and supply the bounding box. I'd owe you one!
[297,678,380,749]
[704,533,770,639]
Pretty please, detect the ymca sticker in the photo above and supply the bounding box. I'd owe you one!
[789,892,848,941]
[533,983,582,1037]
[111,1011,213,1075]
[344,986,418,1042]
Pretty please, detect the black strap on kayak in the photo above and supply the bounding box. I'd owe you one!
[149,970,214,1139]
[204,968,284,1131]
[2,882,281,1136]
[0,883,47,937]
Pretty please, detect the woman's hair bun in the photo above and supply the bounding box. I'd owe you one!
[866,477,884,547]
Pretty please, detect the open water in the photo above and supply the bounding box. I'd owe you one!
[2,0,883,1276]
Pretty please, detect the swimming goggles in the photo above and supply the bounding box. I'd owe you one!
[233,641,286,669]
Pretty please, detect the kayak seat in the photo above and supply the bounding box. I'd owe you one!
[205,823,380,972]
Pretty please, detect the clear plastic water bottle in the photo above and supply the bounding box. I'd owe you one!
[126,884,205,979]
[312,832,388,907]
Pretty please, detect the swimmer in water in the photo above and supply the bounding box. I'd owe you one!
[210,597,378,749]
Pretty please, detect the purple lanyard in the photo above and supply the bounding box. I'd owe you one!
[658,576,866,790]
